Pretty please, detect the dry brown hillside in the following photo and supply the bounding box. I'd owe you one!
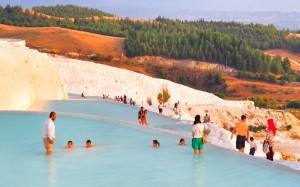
[0,24,125,58]
[224,74,300,105]
[0,24,154,76]
[0,24,299,105]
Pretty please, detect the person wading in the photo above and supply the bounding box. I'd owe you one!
[43,111,56,155]
[192,115,205,154]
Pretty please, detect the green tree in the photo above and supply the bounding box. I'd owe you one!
[282,57,292,73]
[208,71,213,80]
[271,55,284,74]
[286,100,300,108]
[215,71,224,84]
[157,85,171,105]
[179,75,187,84]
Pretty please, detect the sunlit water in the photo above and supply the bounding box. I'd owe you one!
[0,95,299,186]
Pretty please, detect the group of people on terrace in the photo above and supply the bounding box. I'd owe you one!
[81,92,139,107]
[114,94,136,106]
[44,103,277,161]
[230,115,276,161]
[138,105,275,160]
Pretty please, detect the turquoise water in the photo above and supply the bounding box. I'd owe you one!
[0,96,299,186]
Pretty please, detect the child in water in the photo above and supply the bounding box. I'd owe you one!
[153,139,160,148]
[179,138,185,146]
[86,140,92,148]
[141,110,149,126]
[67,140,73,149]
[249,137,257,155]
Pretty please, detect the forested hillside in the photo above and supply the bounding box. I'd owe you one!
[1,5,300,75]
[32,5,114,18]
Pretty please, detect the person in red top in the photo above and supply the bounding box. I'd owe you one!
[265,119,276,161]
[230,115,249,153]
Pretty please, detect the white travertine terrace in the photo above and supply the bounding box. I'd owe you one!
[0,39,68,110]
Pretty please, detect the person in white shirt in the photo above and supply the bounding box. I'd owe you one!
[249,137,257,156]
[43,111,56,155]
[192,115,205,154]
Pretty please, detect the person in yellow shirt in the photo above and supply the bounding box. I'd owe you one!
[230,115,249,153]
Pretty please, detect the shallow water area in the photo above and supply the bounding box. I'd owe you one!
[0,95,300,187]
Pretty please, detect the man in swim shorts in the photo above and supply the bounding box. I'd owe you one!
[230,115,249,153]
[43,111,56,155]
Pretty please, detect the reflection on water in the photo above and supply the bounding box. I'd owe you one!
[193,155,206,186]
[45,156,57,187]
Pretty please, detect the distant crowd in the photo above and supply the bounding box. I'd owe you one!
[81,92,137,106]
[114,94,136,106]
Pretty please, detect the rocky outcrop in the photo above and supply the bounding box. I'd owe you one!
[281,152,300,162]
[0,39,68,110]
[51,56,253,109]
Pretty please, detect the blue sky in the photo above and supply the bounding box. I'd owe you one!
[1,0,300,18]
[1,0,300,29]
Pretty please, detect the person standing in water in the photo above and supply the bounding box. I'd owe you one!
[140,110,149,126]
[138,106,144,124]
[43,111,56,155]
[192,115,205,154]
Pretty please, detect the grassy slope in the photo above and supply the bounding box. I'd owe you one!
[0,24,125,57]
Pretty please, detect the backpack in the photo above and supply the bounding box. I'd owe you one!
[263,141,269,154]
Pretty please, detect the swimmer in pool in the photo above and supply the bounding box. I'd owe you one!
[67,140,73,149]
[153,139,160,148]
[86,140,92,148]
[179,138,185,146]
